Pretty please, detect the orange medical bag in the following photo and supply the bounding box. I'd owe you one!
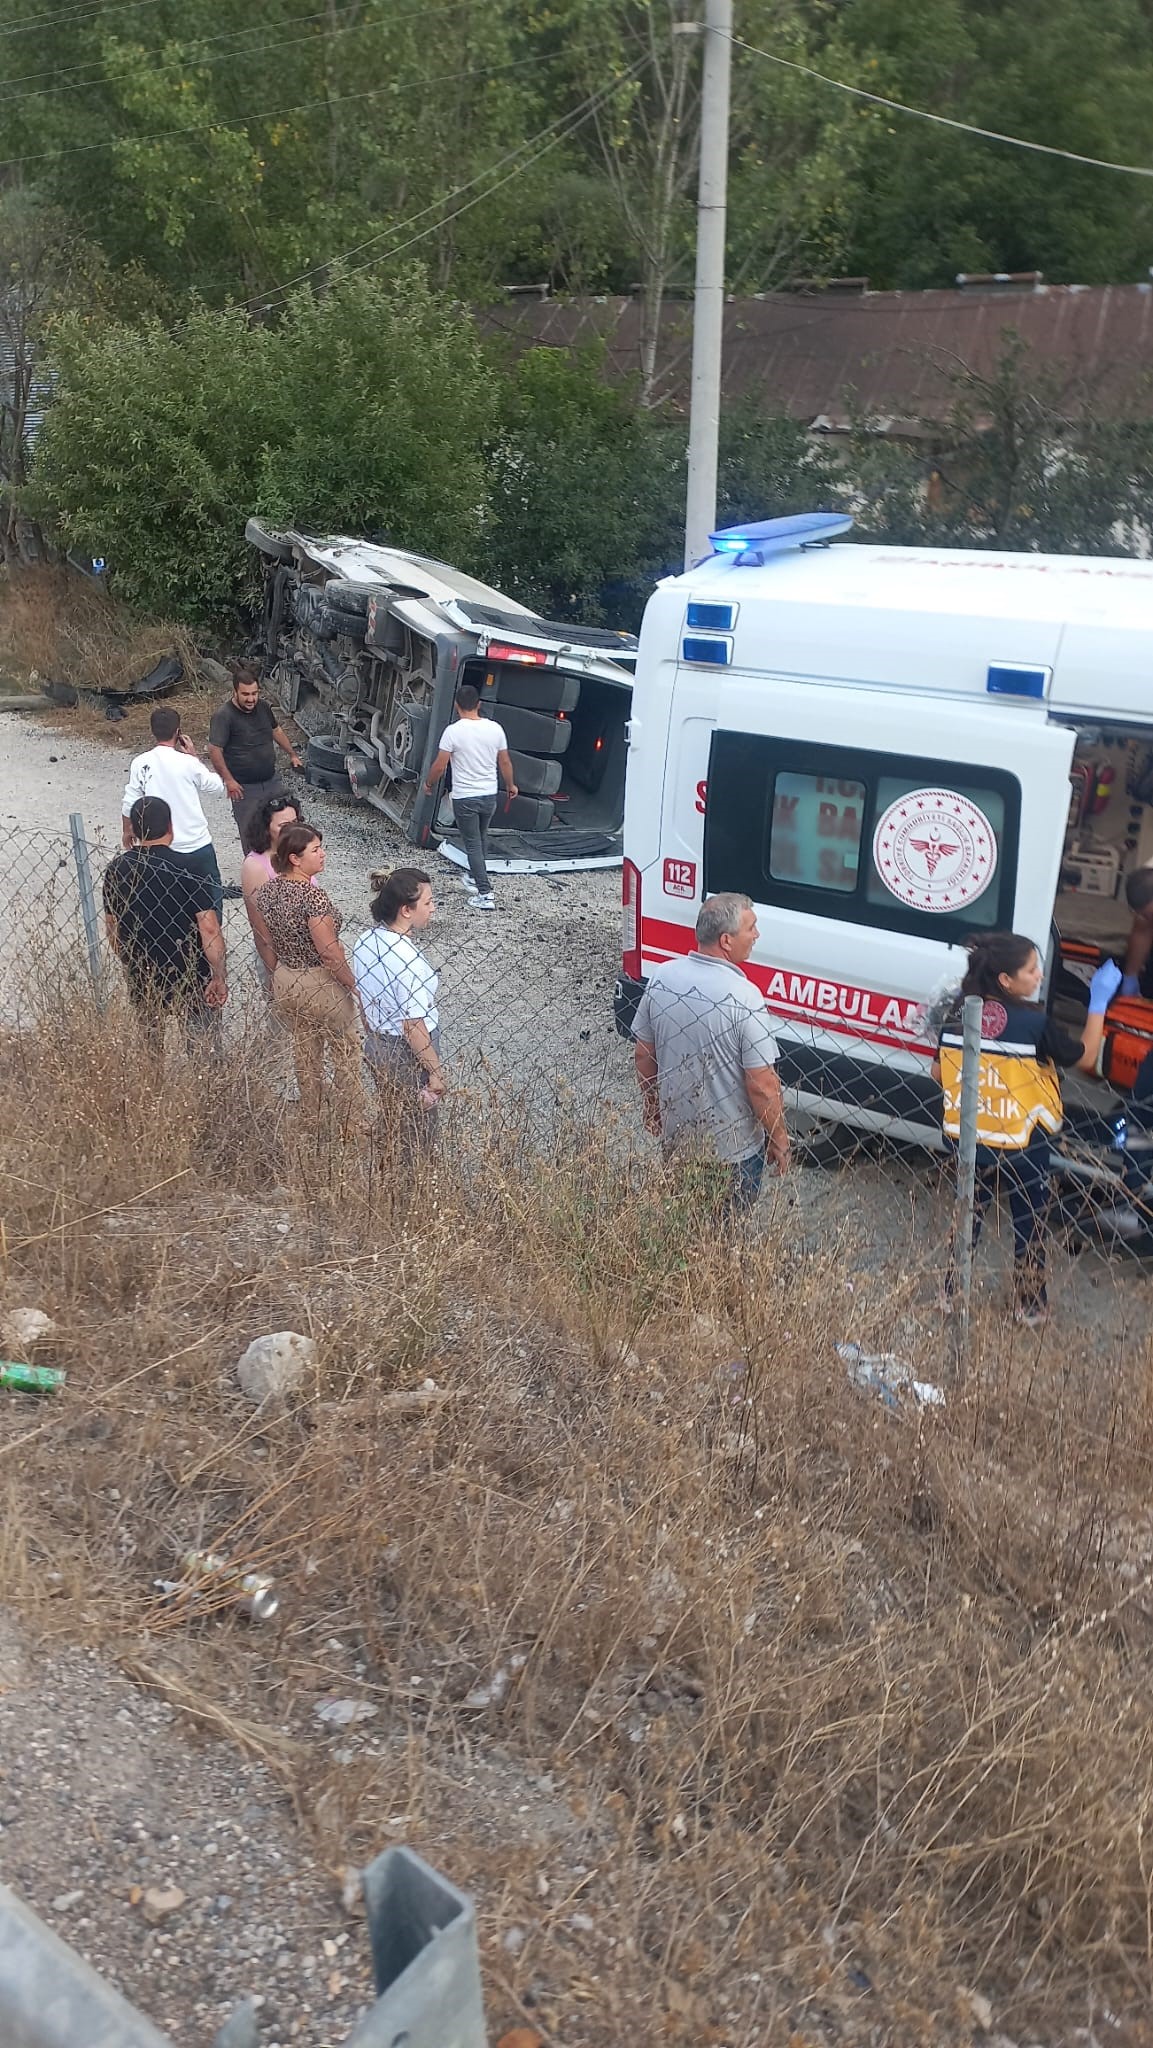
[1101,996,1153,1092]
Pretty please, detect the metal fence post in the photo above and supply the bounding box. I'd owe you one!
[954,992,983,1371]
[68,811,104,1007]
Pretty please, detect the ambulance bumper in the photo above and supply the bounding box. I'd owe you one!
[613,974,647,1039]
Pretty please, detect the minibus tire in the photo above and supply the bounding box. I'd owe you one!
[324,579,381,619]
[245,517,296,562]
[306,734,350,776]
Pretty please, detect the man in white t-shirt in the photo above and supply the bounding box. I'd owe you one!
[121,706,226,913]
[423,684,518,910]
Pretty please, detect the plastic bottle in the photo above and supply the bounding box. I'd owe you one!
[0,1361,65,1394]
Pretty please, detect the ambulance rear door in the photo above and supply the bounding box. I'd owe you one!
[700,678,1076,1136]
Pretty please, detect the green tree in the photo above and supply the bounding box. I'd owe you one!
[481,345,682,623]
[830,0,1153,286]
[0,192,106,560]
[31,271,498,622]
[847,336,1153,553]
[716,399,845,526]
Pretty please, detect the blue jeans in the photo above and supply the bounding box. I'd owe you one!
[671,1146,766,1226]
[728,1147,767,1216]
[453,794,497,893]
[170,841,223,918]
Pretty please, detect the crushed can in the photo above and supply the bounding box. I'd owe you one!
[173,1548,280,1622]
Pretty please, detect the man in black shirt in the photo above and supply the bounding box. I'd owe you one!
[207,669,303,854]
[103,795,228,1047]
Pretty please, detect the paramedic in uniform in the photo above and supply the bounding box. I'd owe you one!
[632,892,789,1218]
[935,932,1121,1324]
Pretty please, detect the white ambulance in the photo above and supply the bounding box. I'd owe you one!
[616,513,1153,1159]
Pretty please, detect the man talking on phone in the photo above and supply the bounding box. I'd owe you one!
[121,705,226,914]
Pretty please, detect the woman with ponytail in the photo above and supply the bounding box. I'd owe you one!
[934,932,1121,1325]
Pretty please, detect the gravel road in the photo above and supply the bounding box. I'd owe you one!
[0,1610,377,2045]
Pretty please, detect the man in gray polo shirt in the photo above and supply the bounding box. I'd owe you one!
[632,892,789,1215]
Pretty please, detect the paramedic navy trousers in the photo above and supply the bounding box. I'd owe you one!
[967,1139,1051,1311]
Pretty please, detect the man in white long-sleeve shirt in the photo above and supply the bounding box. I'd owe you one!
[122,706,226,912]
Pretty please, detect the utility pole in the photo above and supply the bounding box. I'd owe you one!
[683,0,732,569]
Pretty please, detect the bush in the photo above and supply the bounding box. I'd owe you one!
[481,344,683,627]
[31,271,499,625]
[716,399,847,528]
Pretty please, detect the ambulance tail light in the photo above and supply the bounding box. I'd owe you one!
[622,859,642,981]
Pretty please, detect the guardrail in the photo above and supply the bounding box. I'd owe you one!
[0,1848,486,2048]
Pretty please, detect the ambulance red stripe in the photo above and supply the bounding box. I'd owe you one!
[639,914,932,1058]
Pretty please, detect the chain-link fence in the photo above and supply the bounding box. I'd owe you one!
[2,817,1148,1377]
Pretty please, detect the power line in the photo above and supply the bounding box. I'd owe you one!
[0,51,563,171]
[0,0,494,110]
[729,33,1153,180]
[335,97,619,282]
[0,0,168,42]
[250,60,648,310]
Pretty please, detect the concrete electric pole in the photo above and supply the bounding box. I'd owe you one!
[683,0,733,569]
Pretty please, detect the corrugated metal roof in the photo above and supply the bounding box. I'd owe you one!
[0,329,48,441]
[477,284,1153,425]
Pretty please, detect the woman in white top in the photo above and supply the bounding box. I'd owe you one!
[241,793,304,982]
[352,868,444,1153]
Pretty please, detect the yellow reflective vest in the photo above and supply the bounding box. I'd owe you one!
[939,1002,1066,1150]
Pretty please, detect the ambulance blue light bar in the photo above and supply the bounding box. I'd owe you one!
[682,635,732,666]
[708,511,854,564]
[986,661,1050,700]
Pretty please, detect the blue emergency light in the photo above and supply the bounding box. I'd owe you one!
[682,635,732,666]
[986,661,1050,700]
[687,601,736,630]
[708,511,854,565]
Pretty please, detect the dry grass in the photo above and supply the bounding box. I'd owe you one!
[0,562,205,707]
[2,980,1153,2045]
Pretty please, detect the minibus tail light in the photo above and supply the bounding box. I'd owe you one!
[622,859,642,981]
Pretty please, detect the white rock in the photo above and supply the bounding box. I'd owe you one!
[1,1308,56,1354]
[463,1652,527,1711]
[236,1331,316,1404]
[314,1698,378,1727]
[379,1384,460,1414]
[646,1563,686,1631]
[141,1885,186,1925]
[51,1891,82,1912]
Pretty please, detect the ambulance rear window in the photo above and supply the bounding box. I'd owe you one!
[704,732,1020,942]
[767,772,865,893]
